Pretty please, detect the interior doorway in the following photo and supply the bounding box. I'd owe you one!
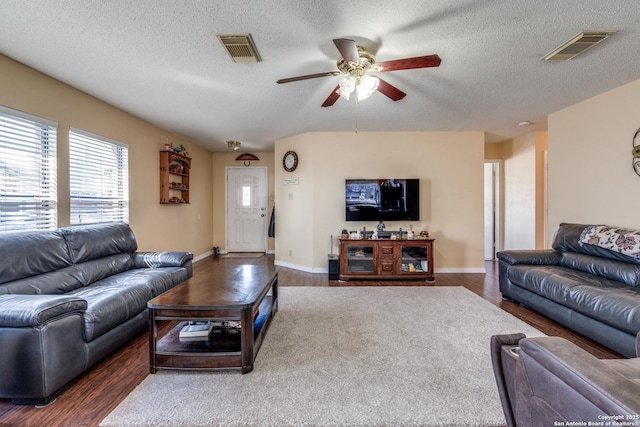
[484,161,503,260]
[226,167,268,253]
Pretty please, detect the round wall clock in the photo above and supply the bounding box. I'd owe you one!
[283,150,298,172]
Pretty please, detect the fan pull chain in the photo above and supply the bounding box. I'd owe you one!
[355,98,359,133]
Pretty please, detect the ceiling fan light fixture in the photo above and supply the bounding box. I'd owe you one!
[357,75,379,101]
[337,75,379,102]
[337,76,355,100]
[227,140,241,151]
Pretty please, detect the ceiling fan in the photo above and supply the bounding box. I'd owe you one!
[277,38,441,107]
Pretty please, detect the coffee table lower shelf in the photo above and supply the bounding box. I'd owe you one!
[150,292,277,374]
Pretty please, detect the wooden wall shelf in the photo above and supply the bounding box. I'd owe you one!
[160,151,191,204]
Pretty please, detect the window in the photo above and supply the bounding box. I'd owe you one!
[69,128,129,225]
[0,106,57,233]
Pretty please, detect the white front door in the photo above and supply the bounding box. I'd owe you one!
[226,167,268,252]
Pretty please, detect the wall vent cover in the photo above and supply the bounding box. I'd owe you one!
[541,31,616,61]
[216,33,261,63]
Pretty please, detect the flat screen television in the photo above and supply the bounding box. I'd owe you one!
[345,179,420,222]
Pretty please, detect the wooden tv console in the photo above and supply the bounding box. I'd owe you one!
[339,238,435,282]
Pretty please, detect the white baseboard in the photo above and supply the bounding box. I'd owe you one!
[434,267,486,274]
[193,250,214,263]
[274,261,328,274]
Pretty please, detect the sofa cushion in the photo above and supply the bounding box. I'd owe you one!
[71,254,134,286]
[62,223,137,264]
[68,276,153,342]
[507,265,630,306]
[0,230,71,284]
[0,267,83,295]
[66,267,189,342]
[553,223,640,265]
[566,284,640,336]
[561,252,640,287]
[507,265,579,305]
[580,225,640,260]
[123,267,191,297]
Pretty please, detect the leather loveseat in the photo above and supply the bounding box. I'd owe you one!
[0,223,193,405]
[491,333,640,427]
[498,223,640,357]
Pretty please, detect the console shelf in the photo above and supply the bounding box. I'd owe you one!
[339,238,435,282]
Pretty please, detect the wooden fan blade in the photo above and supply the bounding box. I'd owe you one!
[376,54,441,72]
[333,38,360,64]
[376,78,406,101]
[321,85,341,107]
[277,71,341,84]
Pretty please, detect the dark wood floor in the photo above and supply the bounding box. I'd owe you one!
[0,254,621,427]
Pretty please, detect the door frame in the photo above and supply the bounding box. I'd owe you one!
[225,166,268,253]
[484,160,504,260]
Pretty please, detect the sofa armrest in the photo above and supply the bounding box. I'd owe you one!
[0,294,87,327]
[133,251,193,269]
[520,336,640,420]
[496,249,561,266]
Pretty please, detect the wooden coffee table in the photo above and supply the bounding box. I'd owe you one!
[148,264,278,374]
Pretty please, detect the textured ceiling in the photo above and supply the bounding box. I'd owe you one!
[1,1,639,152]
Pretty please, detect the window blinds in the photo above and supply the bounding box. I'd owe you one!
[0,106,58,233]
[69,128,129,225]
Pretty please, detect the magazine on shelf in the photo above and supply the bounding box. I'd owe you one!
[179,321,213,338]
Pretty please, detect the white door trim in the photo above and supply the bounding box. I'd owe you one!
[225,166,268,253]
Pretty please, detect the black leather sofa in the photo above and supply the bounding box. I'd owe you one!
[498,223,640,357]
[0,223,193,405]
[491,333,640,427]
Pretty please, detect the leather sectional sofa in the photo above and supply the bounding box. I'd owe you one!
[0,223,193,405]
[491,333,640,427]
[498,223,640,357]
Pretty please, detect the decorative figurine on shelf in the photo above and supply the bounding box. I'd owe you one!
[341,229,348,239]
[371,229,378,240]
[377,220,385,232]
[407,229,414,240]
[173,144,189,157]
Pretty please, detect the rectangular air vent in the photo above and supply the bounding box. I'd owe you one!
[541,31,616,61]
[216,33,261,63]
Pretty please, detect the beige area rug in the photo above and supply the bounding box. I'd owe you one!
[101,287,544,427]
[222,252,265,258]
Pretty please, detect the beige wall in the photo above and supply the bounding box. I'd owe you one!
[274,131,486,273]
[0,54,214,257]
[534,132,548,248]
[502,134,536,249]
[484,142,504,160]
[211,152,275,252]
[548,78,640,238]
[485,131,547,251]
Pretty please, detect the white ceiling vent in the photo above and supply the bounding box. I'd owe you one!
[216,33,261,63]
[541,31,616,61]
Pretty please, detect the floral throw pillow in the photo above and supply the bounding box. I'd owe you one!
[579,225,640,259]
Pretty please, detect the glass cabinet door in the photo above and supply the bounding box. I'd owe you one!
[346,245,374,273]
[400,245,429,273]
